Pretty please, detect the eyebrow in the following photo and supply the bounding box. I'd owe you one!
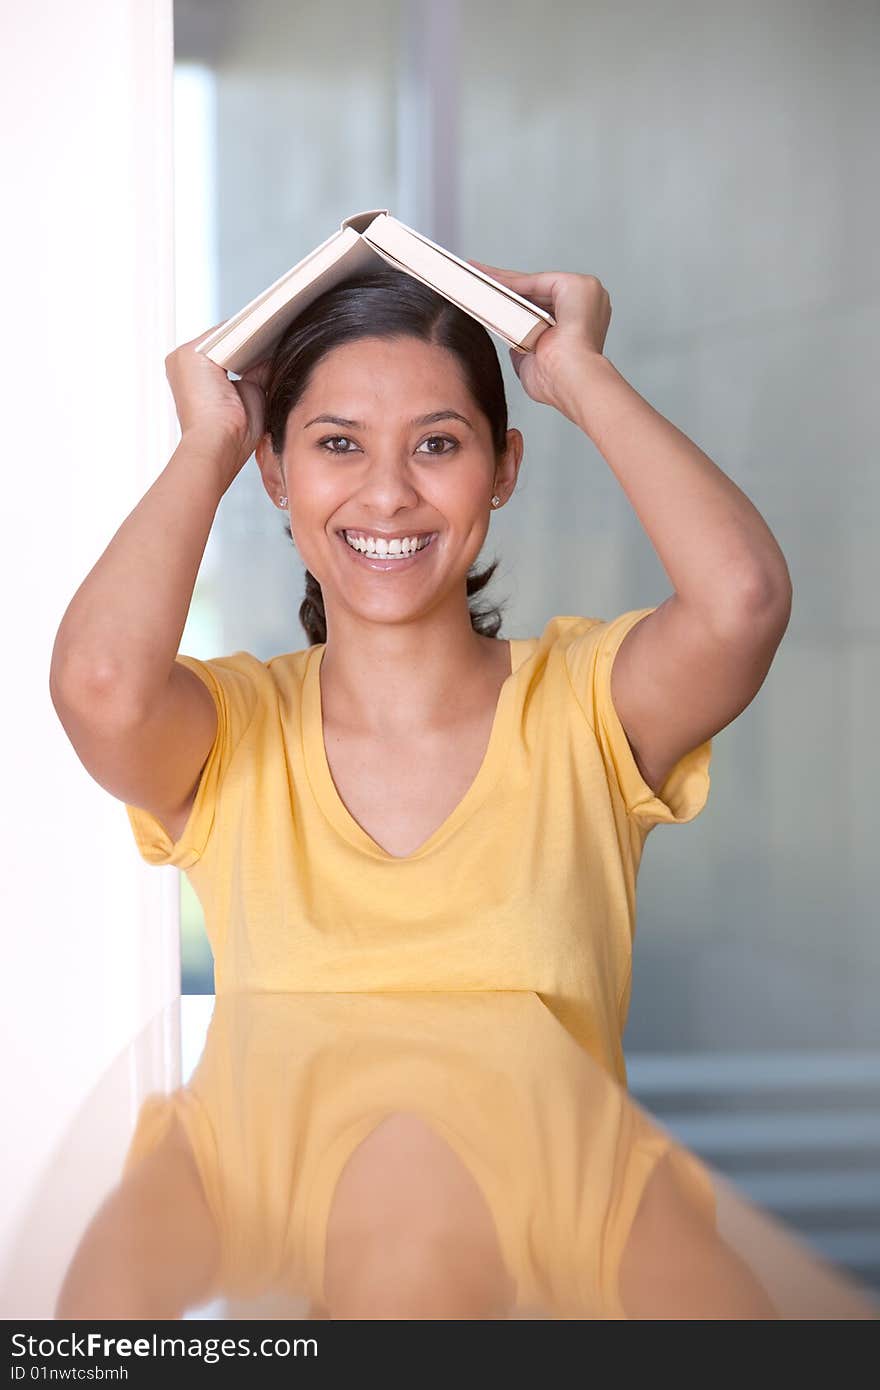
[303,410,474,431]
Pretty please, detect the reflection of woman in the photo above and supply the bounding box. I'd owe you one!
[58,991,776,1319]
[50,255,792,1316]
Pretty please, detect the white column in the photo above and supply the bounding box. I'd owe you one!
[0,0,179,1315]
[396,0,460,247]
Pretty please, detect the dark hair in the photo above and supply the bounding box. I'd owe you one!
[261,263,511,645]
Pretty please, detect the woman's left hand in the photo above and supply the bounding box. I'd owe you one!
[465,260,612,419]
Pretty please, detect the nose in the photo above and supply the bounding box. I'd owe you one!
[355,449,422,513]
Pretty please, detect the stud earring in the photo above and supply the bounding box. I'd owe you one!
[490,495,501,508]
[278,496,288,507]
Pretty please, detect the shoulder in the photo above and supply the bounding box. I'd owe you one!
[172,649,311,734]
[520,615,606,671]
[535,614,604,648]
[537,609,655,668]
[178,646,311,689]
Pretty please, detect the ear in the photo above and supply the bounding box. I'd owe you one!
[494,428,523,503]
[254,433,285,504]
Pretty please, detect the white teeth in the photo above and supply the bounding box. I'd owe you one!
[343,532,433,558]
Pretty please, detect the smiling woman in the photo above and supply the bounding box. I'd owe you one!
[50,248,724,1321]
[252,264,520,645]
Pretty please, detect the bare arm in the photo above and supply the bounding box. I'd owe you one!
[50,430,233,717]
[49,332,268,821]
[467,261,792,797]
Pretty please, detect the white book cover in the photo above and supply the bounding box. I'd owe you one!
[197,209,555,375]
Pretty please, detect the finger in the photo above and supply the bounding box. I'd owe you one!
[467,258,521,279]
[468,259,562,305]
[241,359,271,387]
[190,319,230,348]
[468,258,539,282]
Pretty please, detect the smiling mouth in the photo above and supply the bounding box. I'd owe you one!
[336,530,439,566]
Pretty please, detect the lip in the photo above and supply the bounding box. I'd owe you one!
[336,530,438,572]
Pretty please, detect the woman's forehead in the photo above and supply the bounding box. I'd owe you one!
[295,340,474,411]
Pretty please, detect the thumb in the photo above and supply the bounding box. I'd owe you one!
[235,377,266,449]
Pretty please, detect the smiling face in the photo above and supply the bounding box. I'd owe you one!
[256,334,522,633]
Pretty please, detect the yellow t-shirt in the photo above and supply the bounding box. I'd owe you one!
[125,608,712,1086]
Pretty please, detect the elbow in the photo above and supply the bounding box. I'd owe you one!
[733,558,793,634]
[708,564,792,648]
[49,649,134,724]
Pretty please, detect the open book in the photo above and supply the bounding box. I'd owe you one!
[196,209,556,375]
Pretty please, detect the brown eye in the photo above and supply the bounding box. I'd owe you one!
[318,436,356,453]
[418,435,457,455]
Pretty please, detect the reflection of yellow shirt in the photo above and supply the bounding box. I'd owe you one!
[123,990,718,1318]
[125,609,712,1086]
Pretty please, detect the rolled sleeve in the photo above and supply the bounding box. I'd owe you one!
[564,608,712,833]
[124,652,261,868]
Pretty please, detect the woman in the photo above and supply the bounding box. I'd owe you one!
[50,258,791,1317]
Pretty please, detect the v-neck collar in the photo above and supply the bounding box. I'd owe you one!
[301,637,533,863]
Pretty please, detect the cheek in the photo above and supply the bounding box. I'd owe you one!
[288,463,344,518]
[424,458,494,511]
[285,471,344,568]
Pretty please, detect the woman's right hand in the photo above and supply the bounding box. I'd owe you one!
[164,325,272,482]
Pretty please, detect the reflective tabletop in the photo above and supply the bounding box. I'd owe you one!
[10,991,878,1320]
